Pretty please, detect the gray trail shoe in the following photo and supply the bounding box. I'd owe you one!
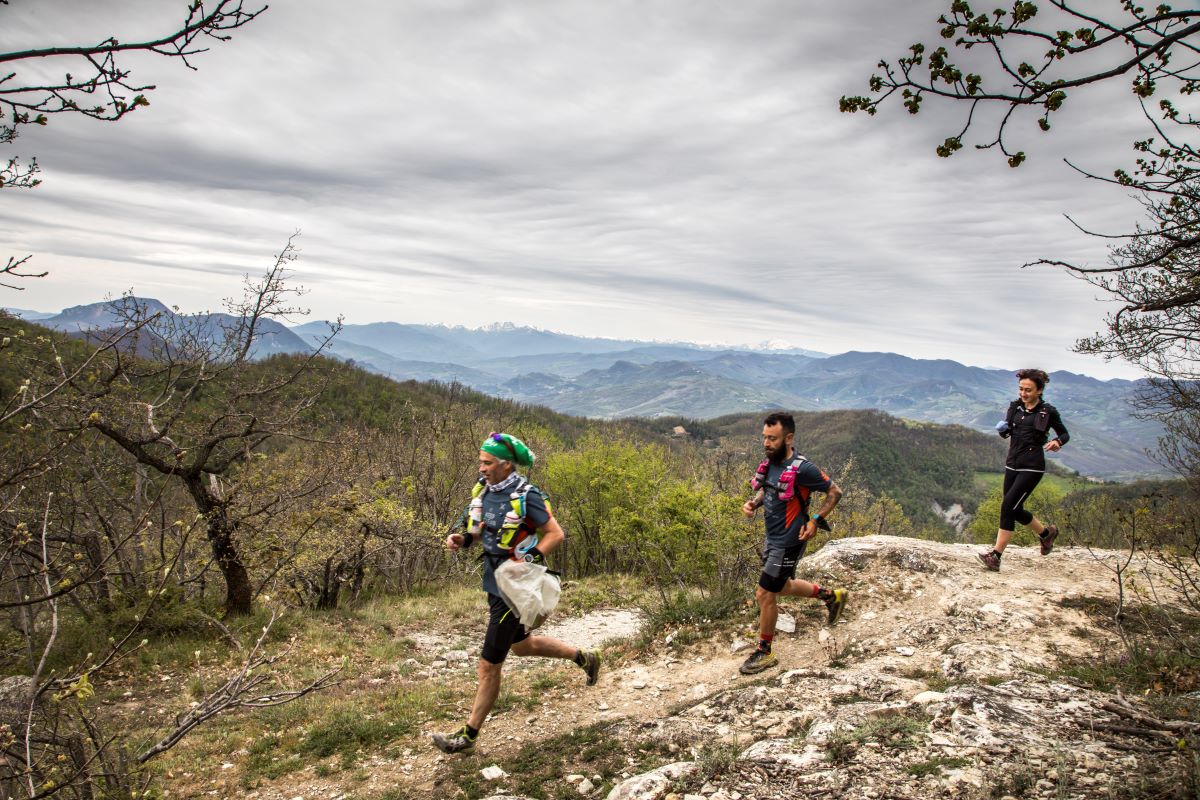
[739,647,778,675]
[824,588,849,625]
[580,650,601,686]
[431,725,476,754]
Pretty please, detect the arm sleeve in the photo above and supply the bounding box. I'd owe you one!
[1050,408,1070,446]
[796,461,833,493]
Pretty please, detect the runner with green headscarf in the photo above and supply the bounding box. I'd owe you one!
[431,432,600,755]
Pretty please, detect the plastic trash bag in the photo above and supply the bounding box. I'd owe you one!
[494,559,561,631]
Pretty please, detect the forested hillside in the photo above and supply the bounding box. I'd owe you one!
[647,409,1010,526]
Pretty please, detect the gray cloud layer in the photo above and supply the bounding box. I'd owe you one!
[0,1,1161,378]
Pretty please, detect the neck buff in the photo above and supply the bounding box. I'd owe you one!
[486,471,522,494]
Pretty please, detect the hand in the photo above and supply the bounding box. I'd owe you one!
[799,519,818,541]
[445,533,464,551]
[741,500,757,518]
[1044,439,1062,452]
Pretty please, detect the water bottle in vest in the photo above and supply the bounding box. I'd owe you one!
[468,496,484,535]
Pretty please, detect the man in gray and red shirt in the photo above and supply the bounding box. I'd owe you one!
[740,412,847,675]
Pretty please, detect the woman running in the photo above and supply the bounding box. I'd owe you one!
[978,368,1070,572]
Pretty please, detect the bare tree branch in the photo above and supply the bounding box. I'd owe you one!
[136,612,341,763]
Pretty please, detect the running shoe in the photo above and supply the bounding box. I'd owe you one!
[824,588,849,626]
[580,650,601,686]
[977,550,1001,572]
[1040,524,1059,556]
[431,725,476,754]
[739,647,778,675]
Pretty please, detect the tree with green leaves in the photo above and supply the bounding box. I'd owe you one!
[65,237,338,616]
[842,1,1200,484]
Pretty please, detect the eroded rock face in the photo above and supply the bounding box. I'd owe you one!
[602,535,1187,800]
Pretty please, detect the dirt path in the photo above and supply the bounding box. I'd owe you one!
[235,536,1133,800]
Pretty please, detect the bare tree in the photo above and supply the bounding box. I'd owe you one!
[64,236,339,615]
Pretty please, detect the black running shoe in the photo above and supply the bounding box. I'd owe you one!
[431,725,476,754]
[739,647,778,675]
[580,650,601,686]
[1040,524,1059,556]
[824,588,848,625]
[977,550,1001,572]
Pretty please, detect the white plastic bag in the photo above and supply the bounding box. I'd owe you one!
[494,559,561,630]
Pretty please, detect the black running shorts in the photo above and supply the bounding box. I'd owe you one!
[481,592,529,664]
[758,543,806,593]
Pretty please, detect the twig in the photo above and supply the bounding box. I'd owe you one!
[135,612,341,762]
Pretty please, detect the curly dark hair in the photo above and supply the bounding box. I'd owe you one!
[1015,368,1050,390]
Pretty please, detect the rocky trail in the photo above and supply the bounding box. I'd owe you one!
[233,536,1195,800]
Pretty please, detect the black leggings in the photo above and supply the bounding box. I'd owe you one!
[999,469,1043,531]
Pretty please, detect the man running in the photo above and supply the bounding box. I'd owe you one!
[432,432,600,754]
[739,412,847,675]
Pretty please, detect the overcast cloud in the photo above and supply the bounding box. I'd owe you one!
[0,1,1161,379]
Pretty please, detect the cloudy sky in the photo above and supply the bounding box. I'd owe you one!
[0,1,1157,379]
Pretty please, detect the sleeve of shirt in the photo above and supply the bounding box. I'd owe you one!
[795,461,833,493]
[1050,407,1070,446]
[524,488,552,528]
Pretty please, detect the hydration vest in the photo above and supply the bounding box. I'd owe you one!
[1006,400,1053,433]
[751,454,832,531]
[750,454,811,502]
[466,476,552,559]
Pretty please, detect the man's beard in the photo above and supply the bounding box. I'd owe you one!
[765,443,787,464]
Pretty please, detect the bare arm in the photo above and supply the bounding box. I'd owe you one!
[800,481,843,541]
[534,517,565,555]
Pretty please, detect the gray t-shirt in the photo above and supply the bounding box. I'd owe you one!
[475,478,550,597]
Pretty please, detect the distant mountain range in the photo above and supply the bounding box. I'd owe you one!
[16,298,313,360]
[5,302,1164,480]
[288,320,1163,481]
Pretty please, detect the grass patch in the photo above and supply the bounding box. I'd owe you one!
[826,711,927,764]
[1058,595,1200,642]
[899,666,950,693]
[667,739,742,792]
[632,588,744,651]
[431,721,674,800]
[984,762,1038,798]
[1053,595,1200,704]
[241,681,462,784]
[831,692,874,706]
[350,581,482,636]
[826,640,857,668]
[13,599,291,677]
[973,470,1088,495]
[1052,593,1200,759]
[906,755,970,778]
[558,573,642,613]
